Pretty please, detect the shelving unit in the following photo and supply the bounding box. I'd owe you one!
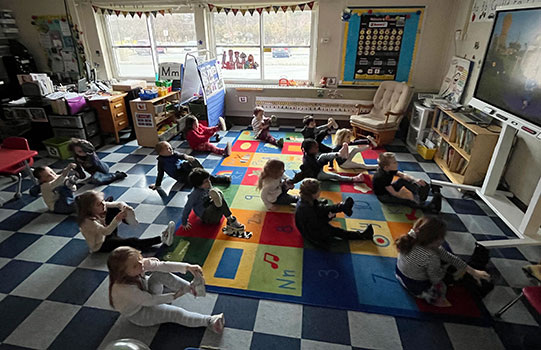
[406,102,434,151]
[129,91,180,147]
[431,107,500,185]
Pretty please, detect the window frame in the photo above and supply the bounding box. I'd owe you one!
[209,9,317,84]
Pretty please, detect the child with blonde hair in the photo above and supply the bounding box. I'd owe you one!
[395,216,490,307]
[107,246,224,333]
[33,164,79,214]
[373,152,441,212]
[76,190,174,253]
[257,159,298,209]
[295,178,373,248]
[330,129,378,170]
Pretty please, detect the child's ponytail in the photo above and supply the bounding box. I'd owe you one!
[257,159,285,190]
[395,216,447,254]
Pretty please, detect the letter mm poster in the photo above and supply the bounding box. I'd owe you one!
[340,7,424,86]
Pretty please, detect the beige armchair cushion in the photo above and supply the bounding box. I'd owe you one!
[350,81,413,130]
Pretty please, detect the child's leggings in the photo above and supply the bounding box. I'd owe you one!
[257,129,278,145]
[194,142,225,155]
[126,271,211,327]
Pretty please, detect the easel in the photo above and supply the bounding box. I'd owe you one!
[433,123,541,248]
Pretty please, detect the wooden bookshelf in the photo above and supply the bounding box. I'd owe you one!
[431,107,501,185]
[130,91,180,147]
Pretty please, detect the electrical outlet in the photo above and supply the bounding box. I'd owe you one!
[455,29,462,41]
[320,37,330,44]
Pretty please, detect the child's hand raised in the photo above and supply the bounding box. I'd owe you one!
[115,211,127,221]
[185,155,196,163]
[187,264,203,276]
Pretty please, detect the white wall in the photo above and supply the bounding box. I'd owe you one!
[449,0,541,204]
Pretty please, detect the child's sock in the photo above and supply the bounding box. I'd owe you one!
[64,175,78,192]
[190,272,206,297]
[123,206,139,225]
[161,220,175,246]
[218,116,227,131]
[277,138,284,148]
[338,143,349,159]
[366,135,378,148]
[209,188,223,207]
[208,313,225,334]
[328,117,339,129]
[224,141,232,157]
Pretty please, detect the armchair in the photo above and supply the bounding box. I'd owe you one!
[350,81,413,146]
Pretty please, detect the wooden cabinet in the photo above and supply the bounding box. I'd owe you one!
[89,93,129,144]
[432,107,500,185]
[129,91,180,148]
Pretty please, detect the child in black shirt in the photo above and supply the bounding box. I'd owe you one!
[295,178,373,248]
[300,115,338,154]
[373,152,441,212]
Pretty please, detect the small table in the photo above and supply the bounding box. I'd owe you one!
[0,148,38,204]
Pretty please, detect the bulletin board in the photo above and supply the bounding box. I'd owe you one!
[199,59,225,127]
[32,16,80,78]
[340,7,424,86]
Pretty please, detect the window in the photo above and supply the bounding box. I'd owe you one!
[213,10,312,81]
[104,13,197,78]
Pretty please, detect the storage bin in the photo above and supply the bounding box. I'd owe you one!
[43,137,71,159]
[53,127,86,139]
[154,103,165,114]
[85,122,99,137]
[417,144,436,160]
[158,124,178,141]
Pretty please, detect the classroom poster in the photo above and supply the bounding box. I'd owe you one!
[340,7,424,86]
[471,0,541,23]
[439,56,473,104]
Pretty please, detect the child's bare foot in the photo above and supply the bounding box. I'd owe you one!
[328,117,339,129]
[339,143,349,159]
[224,141,232,157]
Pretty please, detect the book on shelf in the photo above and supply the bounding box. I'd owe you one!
[463,130,474,154]
[458,158,469,175]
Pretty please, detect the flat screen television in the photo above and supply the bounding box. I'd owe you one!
[469,4,541,137]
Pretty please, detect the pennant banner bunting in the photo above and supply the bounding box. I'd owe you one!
[232,8,239,15]
[206,2,315,15]
[240,9,247,16]
[248,8,255,16]
[91,5,174,18]
[256,8,263,15]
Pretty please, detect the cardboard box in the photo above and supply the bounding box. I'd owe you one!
[112,80,147,92]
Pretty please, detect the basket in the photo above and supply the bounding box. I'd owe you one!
[417,144,436,160]
[43,137,72,159]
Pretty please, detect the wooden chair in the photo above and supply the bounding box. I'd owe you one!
[350,81,413,146]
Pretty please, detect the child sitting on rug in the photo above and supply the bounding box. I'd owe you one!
[107,246,224,333]
[34,164,79,214]
[69,138,127,185]
[185,115,231,156]
[76,190,174,253]
[257,159,298,210]
[149,141,231,190]
[295,178,374,248]
[395,216,490,307]
[251,107,284,148]
[296,139,371,184]
[330,129,378,170]
[373,152,441,212]
[181,168,251,239]
[300,115,338,153]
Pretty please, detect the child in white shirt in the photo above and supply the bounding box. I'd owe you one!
[257,159,297,210]
[107,246,224,333]
[33,164,78,214]
[76,190,174,253]
[251,107,284,147]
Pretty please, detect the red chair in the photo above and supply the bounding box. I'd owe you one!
[0,137,36,200]
[495,286,541,318]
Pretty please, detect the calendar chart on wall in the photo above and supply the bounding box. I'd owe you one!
[341,7,424,86]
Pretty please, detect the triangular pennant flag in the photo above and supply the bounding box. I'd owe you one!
[240,9,247,16]
[100,8,105,14]
[144,11,150,17]
[128,11,135,18]
[290,5,297,12]
[256,8,263,15]
[151,11,157,17]
[107,9,113,16]
[273,6,280,13]
[232,8,239,15]
[136,11,143,18]
[281,6,289,13]
[216,6,222,13]
[158,10,165,16]
[248,8,255,16]
[114,10,121,16]
[224,8,231,15]
[92,5,98,12]
[167,8,172,15]
[298,4,305,11]
[307,1,315,10]
[122,11,129,17]
[208,4,214,12]
[265,6,272,14]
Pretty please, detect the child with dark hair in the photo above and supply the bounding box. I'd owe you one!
[251,107,284,147]
[34,164,78,214]
[149,141,231,190]
[185,115,231,156]
[395,216,490,307]
[295,178,373,248]
[373,152,441,212]
[68,138,127,185]
[181,168,251,239]
[300,115,338,153]
[298,138,371,185]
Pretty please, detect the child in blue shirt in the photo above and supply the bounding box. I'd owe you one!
[181,168,251,239]
[149,141,231,190]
